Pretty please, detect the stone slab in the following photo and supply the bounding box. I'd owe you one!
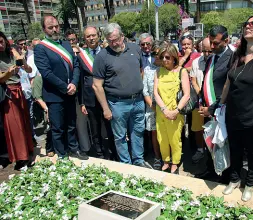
[78,191,160,220]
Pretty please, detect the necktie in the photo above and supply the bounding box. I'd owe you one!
[92,49,96,58]
[214,55,219,65]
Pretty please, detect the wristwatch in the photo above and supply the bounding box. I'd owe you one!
[160,106,166,112]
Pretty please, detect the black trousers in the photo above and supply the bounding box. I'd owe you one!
[87,103,117,159]
[47,97,78,157]
[227,126,253,187]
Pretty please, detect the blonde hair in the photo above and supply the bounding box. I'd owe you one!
[158,43,179,67]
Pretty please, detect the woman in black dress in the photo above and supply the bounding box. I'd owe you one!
[221,16,253,201]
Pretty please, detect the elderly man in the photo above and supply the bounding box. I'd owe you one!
[139,33,155,70]
[78,26,116,159]
[92,23,151,168]
[190,37,212,163]
[34,15,88,160]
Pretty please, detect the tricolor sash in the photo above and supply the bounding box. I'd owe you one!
[79,48,94,72]
[203,55,216,107]
[40,38,73,70]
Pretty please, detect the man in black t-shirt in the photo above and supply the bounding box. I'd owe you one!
[92,23,152,168]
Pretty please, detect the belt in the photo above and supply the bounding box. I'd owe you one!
[108,93,142,100]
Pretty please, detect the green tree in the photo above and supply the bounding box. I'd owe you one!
[18,0,31,24]
[54,0,76,32]
[139,2,180,38]
[27,22,44,40]
[201,8,253,35]
[110,12,140,38]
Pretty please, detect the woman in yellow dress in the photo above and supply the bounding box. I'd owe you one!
[154,43,190,174]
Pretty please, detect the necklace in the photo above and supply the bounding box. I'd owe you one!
[234,59,253,82]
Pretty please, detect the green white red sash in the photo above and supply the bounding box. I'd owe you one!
[79,48,94,72]
[203,55,216,106]
[40,38,73,70]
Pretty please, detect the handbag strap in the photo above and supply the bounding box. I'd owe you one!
[178,67,185,89]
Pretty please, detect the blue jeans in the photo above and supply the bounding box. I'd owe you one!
[108,95,145,165]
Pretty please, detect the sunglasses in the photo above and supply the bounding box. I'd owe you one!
[202,50,212,53]
[141,42,151,46]
[151,51,159,56]
[181,34,194,42]
[160,55,171,60]
[68,38,76,42]
[18,43,26,46]
[243,21,253,28]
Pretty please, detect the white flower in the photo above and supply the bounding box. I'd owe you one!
[181,186,188,191]
[81,162,87,169]
[2,213,13,219]
[189,200,200,207]
[105,179,113,186]
[57,200,64,208]
[79,176,84,181]
[69,183,73,188]
[62,214,69,220]
[216,212,223,218]
[227,203,235,208]
[156,192,166,198]
[49,165,56,171]
[239,215,247,219]
[40,208,46,213]
[172,192,181,198]
[225,214,231,218]
[20,166,28,172]
[161,201,166,210]
[197,209,201,216]
[130,179,138,186]
[73,217,77,220]
[87,183,94,187]
[50,172,56,177]
[119,181,126,189]
[207,212,213,218]
[56,191,63,200]
[146,192,154,197]
[171,200,184,212]
[164,186,172,192]
[9,174,15,180]
[42,183,50,193]
[14,210,23,216]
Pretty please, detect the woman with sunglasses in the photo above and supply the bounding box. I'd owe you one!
[0,31,34,170]
[154,43,190,174]
[143,41,163,170]
[221,16,253,201]
[179,34,200,72]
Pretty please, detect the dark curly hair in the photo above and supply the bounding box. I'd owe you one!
[0,31,11,58]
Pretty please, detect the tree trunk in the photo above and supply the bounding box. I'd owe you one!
[104,0,111,20]
[70,0,82,40]
[109,0,115,19]
[63,16,71,32]
[22,0,31,24]
[79,7,88,27]
[196,0,201,23]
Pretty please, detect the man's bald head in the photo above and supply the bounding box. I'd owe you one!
[202,37,212,59]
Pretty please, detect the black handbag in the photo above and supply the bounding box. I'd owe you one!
[177,68,198,115]
[0,83,6,104]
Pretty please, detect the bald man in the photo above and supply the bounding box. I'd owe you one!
[78,26,116,160]
[190,37,212,163]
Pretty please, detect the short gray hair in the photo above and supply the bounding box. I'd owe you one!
[84,26,99,35]
[139,33,154,44]
[104,23,123,37]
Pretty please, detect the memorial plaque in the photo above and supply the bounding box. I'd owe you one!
[78,191,160,220]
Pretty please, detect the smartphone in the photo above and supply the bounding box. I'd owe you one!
[16,59,23,67]
[188,26,196,31]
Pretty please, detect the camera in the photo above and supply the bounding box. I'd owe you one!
[188,26,196,31]
[15,59,23,67]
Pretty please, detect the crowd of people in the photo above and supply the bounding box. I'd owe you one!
[0,14,253,201]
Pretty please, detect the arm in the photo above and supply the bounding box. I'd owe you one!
[177,68,190,110]
[154,71,166,109]
[70,51,80,87]
[22,58,32,73]
[0,66,19,83]
[34,45,68,94]
[92,78,112,120]
[143,72,152,108]
[220,77,230,104]
[191,77,200,94]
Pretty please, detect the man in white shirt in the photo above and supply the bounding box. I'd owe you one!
[190,37,212,163]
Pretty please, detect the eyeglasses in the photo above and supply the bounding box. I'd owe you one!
[18,43,26,46]
[68,38,76,42]
[243,21,253,28]
[140,42,151,46]
[202,50,212,53]
[160,55,171,60]
[107,36,122,44]
[151,51,159,56]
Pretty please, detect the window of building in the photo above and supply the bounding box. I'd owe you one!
[116,1,120,6]
[200,2,226,12]
[98,15,101,21]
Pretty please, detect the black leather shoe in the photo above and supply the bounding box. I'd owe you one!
[69,151,89,160]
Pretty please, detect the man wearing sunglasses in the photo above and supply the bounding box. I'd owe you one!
[139,33,155,70]
[65,29,78,46]
[196,25,234,182]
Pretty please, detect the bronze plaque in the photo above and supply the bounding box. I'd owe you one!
[87,192,153,219]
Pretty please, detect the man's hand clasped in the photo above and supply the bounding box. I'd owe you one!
[103,109,112,120]
[67,83,76,95]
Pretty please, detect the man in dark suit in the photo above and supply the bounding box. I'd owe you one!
[78,26,116,160]
[34,15,88,160]
[197,25,233,181]
[139,33,155,70]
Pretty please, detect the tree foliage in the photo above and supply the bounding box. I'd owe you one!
[27,22,45,40]
[110,12,140,38]
[201,8,253,35]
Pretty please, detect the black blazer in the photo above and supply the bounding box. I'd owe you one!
[34,40,80,102]
[78,47,101,107]
[203,47,234,115]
